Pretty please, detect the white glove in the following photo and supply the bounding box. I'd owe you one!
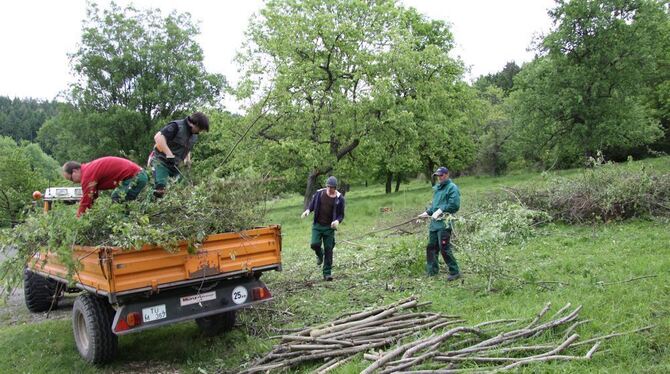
[417,212,429,219]
[301,209,310,219]
[331,220,339,229]
[431,209,443,219]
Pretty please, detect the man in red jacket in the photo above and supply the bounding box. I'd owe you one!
[62,156,148,217]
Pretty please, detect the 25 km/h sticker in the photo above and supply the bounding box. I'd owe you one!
[232,286,248,304]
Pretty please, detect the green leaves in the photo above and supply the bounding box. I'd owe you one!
[0,137,59,227]
[0,171,269,293]
[509,0,669,166]
[235,0,475,197]
[42,2,226,164]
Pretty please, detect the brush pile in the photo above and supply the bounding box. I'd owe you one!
[0,173,268,293]
[238,297,653,373]
[501,163,670,223]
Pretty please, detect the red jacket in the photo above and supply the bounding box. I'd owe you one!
[77,157,142,216]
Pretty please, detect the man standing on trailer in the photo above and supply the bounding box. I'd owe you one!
[150,112,209,197]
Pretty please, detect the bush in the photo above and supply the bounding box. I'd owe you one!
[505,161,670,223]
[455,202,550,291]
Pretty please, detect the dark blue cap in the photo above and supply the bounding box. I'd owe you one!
[326,176,338,187]
[433,166,449,176]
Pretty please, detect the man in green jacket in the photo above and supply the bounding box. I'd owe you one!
[417,166,461,280]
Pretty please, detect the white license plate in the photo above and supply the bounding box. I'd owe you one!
[142,304,167,322]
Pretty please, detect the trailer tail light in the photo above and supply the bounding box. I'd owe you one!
[251,286,271,301]
[114,312,142,333]
[126,312,142,327]
[115,319,129,333]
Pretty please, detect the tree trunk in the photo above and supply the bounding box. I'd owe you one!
[303,170,320,208]
[425,160,435,186]
[385,172,392,194]
[395,173,401,192]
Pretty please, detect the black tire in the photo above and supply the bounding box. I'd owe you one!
[195,310,237,337]
[24,269,62,313]
[72,293,118,364]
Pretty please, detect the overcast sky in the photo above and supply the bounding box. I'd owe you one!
[0,0,555,111]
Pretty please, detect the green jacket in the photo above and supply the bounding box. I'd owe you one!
[426,179,460,231]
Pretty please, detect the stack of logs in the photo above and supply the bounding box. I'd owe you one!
[238,296,652,373]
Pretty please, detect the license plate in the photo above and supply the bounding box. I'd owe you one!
[142,304,167,322]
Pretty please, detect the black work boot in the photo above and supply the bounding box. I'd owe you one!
[324,275,333,281]
[447,273,461,282]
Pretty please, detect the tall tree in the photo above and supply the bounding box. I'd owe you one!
[41,2,225,163]
[364,8,474,192]
[474,61,521,96]
[236,0,474,202]
[510,0,667,165]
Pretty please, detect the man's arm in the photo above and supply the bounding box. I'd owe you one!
[444,185,461,214]
[77,181,98,217]
[154,132,174,158]
[336,197,345,223]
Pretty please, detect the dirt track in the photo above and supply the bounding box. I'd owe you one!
[0,286,75,327]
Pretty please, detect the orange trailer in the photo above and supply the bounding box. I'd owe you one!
[24,187,282,364]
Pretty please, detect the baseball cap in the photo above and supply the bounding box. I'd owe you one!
[433,166,449,176]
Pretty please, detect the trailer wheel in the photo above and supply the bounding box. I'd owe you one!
[24,269,62,313]
[196,310,237,336]
[72,293,118,364]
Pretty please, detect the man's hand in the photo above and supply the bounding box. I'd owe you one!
[417,212,429,219]
[301,209,310,219]
[431,209,443,219]
[331,220,339,229]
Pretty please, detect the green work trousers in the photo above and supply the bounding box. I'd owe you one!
[111,170,148,202]
[426,229,460,276]
[311,223,335,276]
[151,158,181,191]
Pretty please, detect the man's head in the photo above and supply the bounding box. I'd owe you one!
[326,176,338,191]
[62,161,82,183]
[433,166,449,182]
[187,112,209,134]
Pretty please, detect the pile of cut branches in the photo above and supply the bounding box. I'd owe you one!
[0,172,269,294]
[237,297,653,373]
[501,163,670,223]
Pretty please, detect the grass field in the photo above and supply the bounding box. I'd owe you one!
[1,157,669,373]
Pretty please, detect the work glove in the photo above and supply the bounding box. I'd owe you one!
[417,212,429,219]
[431,209,443,220]
[301,209,310,219]
[165,156,176,167]
[331,220,339,229]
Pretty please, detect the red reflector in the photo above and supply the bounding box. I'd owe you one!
[127,312,142,327]
[252,286,272,301]
[115,318,129,332]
